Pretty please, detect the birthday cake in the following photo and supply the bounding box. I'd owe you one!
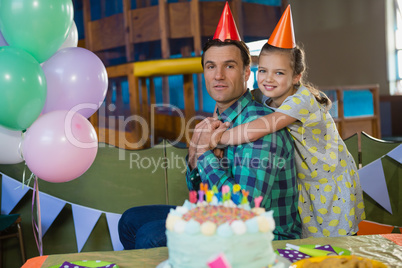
[164,184,278,268]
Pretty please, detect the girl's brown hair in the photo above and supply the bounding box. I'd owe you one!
[260,43,332,111]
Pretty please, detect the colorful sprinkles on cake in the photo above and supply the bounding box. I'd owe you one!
[183,205,256,225]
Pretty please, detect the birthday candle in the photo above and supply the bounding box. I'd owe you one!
[232,192,240,205]
[220,185,228,202]
[226,191,231,202]
[241,190,249,204]
[206,190,214,203]
[254,196,263,208]
[216,192,222,202]
[201,183,208,192]
[222,185,230,195]
[189,191,197,203]
[233,184,241,193]
[212,185,219,194]
[198,190,205,203]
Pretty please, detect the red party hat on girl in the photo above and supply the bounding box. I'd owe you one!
[267,5,296,48]
[213,2,241,41]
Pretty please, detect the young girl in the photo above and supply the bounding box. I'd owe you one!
[217,42,366,238]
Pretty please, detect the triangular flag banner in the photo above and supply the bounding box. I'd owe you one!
[105,212,124,251]
[213,2,241,41]
[38,192,66,236]
[386,144,402,164]
[71,204,102,252]
[1,174,29,214]
[267,5,296,48]
[358,159,392,214]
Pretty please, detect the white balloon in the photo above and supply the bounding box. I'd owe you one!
[0,126,23,164]
[58,21,78,50]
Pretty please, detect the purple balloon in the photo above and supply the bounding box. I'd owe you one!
[41,47,108,118]
[22,110,98,183]
[0,30,8,46]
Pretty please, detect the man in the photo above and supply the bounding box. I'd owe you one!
[118,39,301,249]
[185,38,301,240]
[118,4,300,249]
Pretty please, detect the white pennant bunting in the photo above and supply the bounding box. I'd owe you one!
[1,174,29,214]
[72,204,102,252]
[105,212,124,251]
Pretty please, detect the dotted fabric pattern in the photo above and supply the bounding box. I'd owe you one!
[58,260,117,268]
[277,245,339,263]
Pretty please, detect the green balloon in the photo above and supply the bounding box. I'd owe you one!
[0,46,47,130]
[0,0,74,63]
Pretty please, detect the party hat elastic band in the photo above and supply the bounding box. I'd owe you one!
[213,2,241,41]
[267,5,295,48]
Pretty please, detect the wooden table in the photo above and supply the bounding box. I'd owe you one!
[24,234,402,268]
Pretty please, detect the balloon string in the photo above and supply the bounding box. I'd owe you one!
[31,176,43,256]
[22,165,34,189]
[31,178,38,254]
[36,176,43,255]
[22,165,26,188]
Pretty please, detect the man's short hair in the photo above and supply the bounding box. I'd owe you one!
[201,39,251,69]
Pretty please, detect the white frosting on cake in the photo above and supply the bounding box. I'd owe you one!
[165,200,276,268]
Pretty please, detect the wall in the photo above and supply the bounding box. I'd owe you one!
[289,0,389,95]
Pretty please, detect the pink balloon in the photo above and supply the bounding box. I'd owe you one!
[22,110,98,183]
[41,47,108,118]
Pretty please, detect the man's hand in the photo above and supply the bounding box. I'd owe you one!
[196,118,229,155]
[188,117,228,169]
[213,148,224,158]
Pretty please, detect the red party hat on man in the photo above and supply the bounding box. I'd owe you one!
[267,5,296,48]
[213,2,241,41]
